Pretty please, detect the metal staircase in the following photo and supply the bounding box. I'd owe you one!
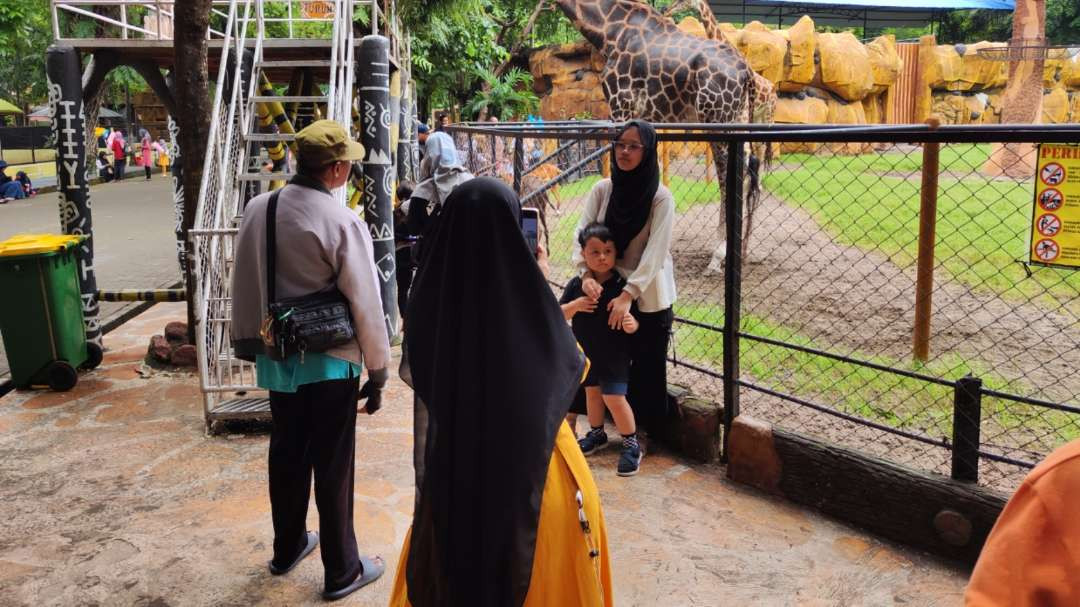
[189,0,360,432]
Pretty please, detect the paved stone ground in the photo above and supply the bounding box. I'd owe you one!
[0,175,179,380]
[0,304,970,606]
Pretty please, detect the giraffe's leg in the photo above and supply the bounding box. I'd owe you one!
[706,140,730,274]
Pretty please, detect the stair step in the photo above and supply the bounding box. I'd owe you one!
[208,397,271,421]
[245,133,296,142]
[238,172,294,181]
[256,60,332,68]
[251,95,327,103]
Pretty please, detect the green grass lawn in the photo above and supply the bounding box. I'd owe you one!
[553,174,721,213]
[762,145,1080,305]
[673,303,1080,445]
[777,143,992,176]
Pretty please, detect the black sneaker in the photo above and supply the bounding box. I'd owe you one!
[617,442,642,476]
[577,428,608,455]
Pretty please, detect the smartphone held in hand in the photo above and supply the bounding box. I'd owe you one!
[521,207,540,257]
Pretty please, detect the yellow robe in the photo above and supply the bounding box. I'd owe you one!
[388,421,614,606]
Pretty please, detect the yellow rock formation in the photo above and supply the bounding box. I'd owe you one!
[736,21,786,85]
[677,15,708,39]
[774,95,828,124]
[528,41,610,120]
[1042,87,1070,123]
[781,15,816,92]
[817,32,875,102]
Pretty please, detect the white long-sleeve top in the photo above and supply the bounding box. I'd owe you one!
[572,178,677,313]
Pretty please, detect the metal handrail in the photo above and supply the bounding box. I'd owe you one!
[51,0,380,42]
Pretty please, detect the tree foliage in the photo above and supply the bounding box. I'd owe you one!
[462,68,539,120]
[0,0,50,121]
[938,0,1080,44]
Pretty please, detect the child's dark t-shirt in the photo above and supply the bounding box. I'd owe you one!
[559,275,634,384]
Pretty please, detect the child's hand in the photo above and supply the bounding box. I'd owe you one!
[620,312,639,334]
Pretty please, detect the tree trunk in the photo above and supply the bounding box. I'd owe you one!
[173,0,212,343]
[986,0,1046,178]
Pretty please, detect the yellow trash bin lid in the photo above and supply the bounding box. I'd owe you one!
[0,234,85,257]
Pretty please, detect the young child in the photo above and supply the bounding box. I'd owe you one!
[560,222,643,476]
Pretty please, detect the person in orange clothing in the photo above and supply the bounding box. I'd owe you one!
[389,177,614,607]
[965,438,1080,606]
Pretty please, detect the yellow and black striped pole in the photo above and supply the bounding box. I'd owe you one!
[96,289,186,303]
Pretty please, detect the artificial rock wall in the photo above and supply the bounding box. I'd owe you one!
[916,36,1080,125]
[528,14,903,137]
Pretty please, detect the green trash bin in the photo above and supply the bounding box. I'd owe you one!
[0,234,103,391]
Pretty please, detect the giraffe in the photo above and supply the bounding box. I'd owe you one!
[676,0,777,129]
[676,0,777,263]
[552,0,764,262]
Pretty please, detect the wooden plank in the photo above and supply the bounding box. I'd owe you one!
[889,42,921,124]
[770,425,1006,564]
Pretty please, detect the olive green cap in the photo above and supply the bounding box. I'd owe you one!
[294,119,365,167]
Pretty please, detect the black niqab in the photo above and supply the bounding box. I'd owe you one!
[404,177,585,607]
[606,120,660,256]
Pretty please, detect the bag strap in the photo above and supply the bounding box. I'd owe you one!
[266,188,282,305]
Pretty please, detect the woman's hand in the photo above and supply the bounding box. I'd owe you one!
[607,291,633,329]
[582,277,602,300]
[573,296,598,315]
[536,241,551,279]
[620,312,639,334]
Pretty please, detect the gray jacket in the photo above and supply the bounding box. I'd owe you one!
[230,177,391,373]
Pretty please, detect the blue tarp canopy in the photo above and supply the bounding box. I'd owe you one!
[707,0,1015,29]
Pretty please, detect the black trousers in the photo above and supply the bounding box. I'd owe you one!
[395,246,415,321]
[114,159,126,180]
[144,165,152,179]
[567,307,674,431]
[269,376,361,590]
[627,307,674,432]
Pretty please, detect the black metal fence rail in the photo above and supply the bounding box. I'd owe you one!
[448,122,1080,492]
[0,126,53,166]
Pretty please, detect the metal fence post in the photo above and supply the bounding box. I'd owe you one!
[467,132,476,173]
[513,135,523,195]
[722,139,745,461]
[951,375,983,482]
[913,117,941,362]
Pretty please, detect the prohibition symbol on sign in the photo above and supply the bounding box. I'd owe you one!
[1039,188,1064,211]
[1035,238,1060,262]
[1041,162,1066,186]
[1037,213,1062,237]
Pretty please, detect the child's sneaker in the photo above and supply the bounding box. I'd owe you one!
[577,428,608,455]
[617,439,642,477]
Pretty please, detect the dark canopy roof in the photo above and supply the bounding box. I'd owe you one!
[707,0,1015,29]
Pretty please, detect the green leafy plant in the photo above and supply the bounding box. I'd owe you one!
[463,68,538,120]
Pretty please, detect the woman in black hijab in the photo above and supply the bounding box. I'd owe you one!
[388,177,614,607]
[568,120,678,456]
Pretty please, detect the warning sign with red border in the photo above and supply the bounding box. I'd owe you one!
[1031,144,1080,268]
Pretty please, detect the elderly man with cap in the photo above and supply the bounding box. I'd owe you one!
[231,120,391,601]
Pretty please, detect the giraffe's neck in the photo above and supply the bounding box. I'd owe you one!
[554,0,672,50]
[695,0,723,41]
[553,0,612,49]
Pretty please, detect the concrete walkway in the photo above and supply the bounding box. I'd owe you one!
[0,303,970,606]
[0,175,179,380]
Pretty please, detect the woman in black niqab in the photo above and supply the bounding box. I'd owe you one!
[606,120,660,256]
[389,177,610,607]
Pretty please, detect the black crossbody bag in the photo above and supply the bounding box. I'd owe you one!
[259,188,355,361]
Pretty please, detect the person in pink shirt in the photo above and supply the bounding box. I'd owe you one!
[110,130,127,180]
[140,129,153,180]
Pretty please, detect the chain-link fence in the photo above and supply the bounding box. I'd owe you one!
[450,122,1080,494]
